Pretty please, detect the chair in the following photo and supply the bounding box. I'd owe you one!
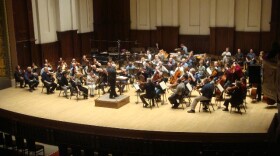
[69,86,81,101]
[26,139,44,156]
[230,88,247,114]
[0,132,4,147]
[16,136,28,155]
[159,90,168,105]
[4,134,16,150]
[144,96,158,109]
[199,99,215,113]
[41,79,47,93]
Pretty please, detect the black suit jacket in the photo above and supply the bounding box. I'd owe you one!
[107,67,116,85]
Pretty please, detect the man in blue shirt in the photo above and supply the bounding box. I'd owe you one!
[187,78,214,113]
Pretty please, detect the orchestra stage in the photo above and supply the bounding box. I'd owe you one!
[0,84,278,143]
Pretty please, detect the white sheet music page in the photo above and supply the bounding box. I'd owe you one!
[186,83,192,91]
[217,83,224,92]
[159,81,167,90]
[133,83,140,91]
[206,67,212,75]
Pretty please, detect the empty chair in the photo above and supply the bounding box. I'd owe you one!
[16,136,27,155]
[26,139,44,156]
[4,134,16,150]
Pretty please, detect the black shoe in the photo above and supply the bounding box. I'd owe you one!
[109,97,115,99]
[29,89,33,92]
[223,108,229,111]
[114,95,119,98]
[187,109,195,113]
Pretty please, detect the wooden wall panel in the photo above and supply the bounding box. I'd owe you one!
[40,42,59,68]
[77,32,94,56]
[130,30,151,48]
[210,27,235,55]
[179,35,210,53]
[57,30,78,61]
[157,26,179,52]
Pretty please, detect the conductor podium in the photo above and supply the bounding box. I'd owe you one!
[95,94,130,109]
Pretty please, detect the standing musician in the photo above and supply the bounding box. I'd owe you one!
[235,49,244,66]
[168,78,186,109]
[246,49,257,66]
[41,67,57,94]
[106,62,118,99]
[187,78,214,113]
[221,47,232,65]
[222,81,244,112]
[24,67,39,92]
[14,65,25,88]
[140,78,156,107]
[180,43,189,56]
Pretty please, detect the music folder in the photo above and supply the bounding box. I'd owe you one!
[159,81,167,90]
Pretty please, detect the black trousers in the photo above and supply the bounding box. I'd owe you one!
[77,85,88,97]
[16,78,24,87]
[44,82,57,93]
[27,80,39,89]
[109,84,117,98]
[168,94,181,107]
[224,98,238,108]
[140,94,155,106]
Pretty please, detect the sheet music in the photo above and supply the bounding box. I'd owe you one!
[217,83,224,92]
[133,83,141,91]
[186,83,192,92]
[206,67,212,75]
[159,81,167,90]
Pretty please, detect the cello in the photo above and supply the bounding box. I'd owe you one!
[170,69,182,84]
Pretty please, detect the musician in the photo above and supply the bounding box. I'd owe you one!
[81,55,89,74]
[87,71,98,97]
[187,78,214,113]
[14,65,25,88]
[235,49,244,66]
[107,62,118,99]
[180,43,188,55]
[168,79,185,109]
[73,72,88,99]
[246,49,256,65]
[96,68,107,95]
[70,63,78,76]
[31,62,39,75]
[186,51,196,68]
[41,67,57,94]
[167,57,176,71]
[211,61,223,81]
[196,60,206,82]
[146,50,152,61]
[70,58,77,69]
[187,68,197,87]
[221,47,232,65]
[24,67,39,92]
[176,51,183,62]
[222,81,244,111]
[152,55,160,66]
[170,62,184,76]
[60,71,72,98]
[92,58,101,68]
[202,53,211,68]
[126,62,136,83]
[156,62,169,74]
[140,78,156,107]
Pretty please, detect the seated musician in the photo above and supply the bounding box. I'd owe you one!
[167,57,176,71]
[155,62,169,82]
[31,62,39,75]
[73,72,88,99]
[81,55,89,74]
[140,78,156,107]
[117,67,129,93]
[24,67,39,92]
[146,50,152,61]
[176,51,183,62]
[187,78,214,113]
[168,78,186,109]
[202,53,211,68]
[187,68,197,87]
[196,60,206,82]
[186,51,196,68]
[95,68,107,95]
[211,61,223,81]
[170,62,184,76]
[86,71,98,97]
[126,61,136,83]
[144,62,155,78]
[60,71,72,98]
[222,81,244,111]
[41,67,58,94]
[92,58,101,68]
[14,65,25,88]
[180,43,189,56]
[152,55,160,66]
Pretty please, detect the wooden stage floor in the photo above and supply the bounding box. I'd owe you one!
[0,84,277,134]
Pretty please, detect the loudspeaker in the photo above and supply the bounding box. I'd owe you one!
[248,65,261,83]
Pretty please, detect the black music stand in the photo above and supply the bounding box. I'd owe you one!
[133,83,142,104]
